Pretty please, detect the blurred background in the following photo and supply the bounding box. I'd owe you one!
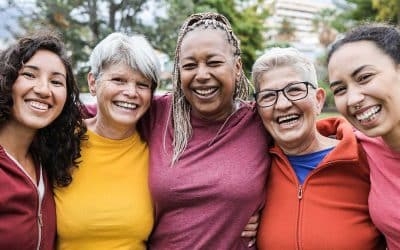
[0,0,398,111]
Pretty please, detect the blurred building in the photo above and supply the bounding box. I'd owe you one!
[264,0,335,58]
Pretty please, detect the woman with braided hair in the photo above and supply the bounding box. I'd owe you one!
[146,12,271,249]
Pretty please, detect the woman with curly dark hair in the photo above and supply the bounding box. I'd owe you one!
[0,31,86,250]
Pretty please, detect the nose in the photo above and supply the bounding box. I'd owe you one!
[33,77,51,97]
[274,91,292,110]
[195,64,210,82]
[346,85,365,108]
[122,82,139,97]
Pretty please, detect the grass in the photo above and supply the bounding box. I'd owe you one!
[318,112,341,119]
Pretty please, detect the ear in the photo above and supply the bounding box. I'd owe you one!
[87,72,97,96]
[234,57,243,82]
[315,87,326,115]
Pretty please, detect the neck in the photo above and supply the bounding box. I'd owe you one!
[0,121,36,161]
[382,126,400,152]
[192,100,237,122]
[85,116,137,140]
[280,131,338,156]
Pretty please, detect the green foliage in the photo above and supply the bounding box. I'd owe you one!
[11,0,154,89]
[192,0,269,76]
[336,0,399,29]
[277,17,296,41]
[141,0,195,58]
[8,0,268,89]
[372,0,400,24]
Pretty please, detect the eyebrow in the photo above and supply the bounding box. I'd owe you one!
[351,65,370,78]
[181,53,224,61]
[329,65,371,88]
[23,65,67,79]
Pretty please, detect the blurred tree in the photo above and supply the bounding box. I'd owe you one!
[195,0,269,75]
[313,8,338,48]
[372,0,400,24]
[277,17,296,42]
[147,0,269,76]
[335,0,398,27]
[5,0,158,89]
[6,0,268,88]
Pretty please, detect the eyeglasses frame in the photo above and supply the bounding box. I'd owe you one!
[254,81,316,108]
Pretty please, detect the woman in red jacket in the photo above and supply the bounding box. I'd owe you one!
[252,47,385,249]
[0,32,85,250]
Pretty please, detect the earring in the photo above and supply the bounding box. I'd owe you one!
[354,103,362,110]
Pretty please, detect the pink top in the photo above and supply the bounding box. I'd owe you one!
[147,95,271,249]
[356,131,400,249]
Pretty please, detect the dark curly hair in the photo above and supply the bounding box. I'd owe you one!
[328,23,400,65]
[0,31,87,187]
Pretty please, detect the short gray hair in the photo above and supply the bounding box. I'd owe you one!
[89,32,161,91]
[252,47,318,91]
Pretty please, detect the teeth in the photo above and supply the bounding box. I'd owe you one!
[277,114,299,124]
[194,88,218,96]
[356,106,381,122]
[29,101,49,110]
[115,101,137,109]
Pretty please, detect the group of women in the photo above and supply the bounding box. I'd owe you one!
[0,11,399,250]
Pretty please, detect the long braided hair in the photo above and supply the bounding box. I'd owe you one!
[170,12,251,164]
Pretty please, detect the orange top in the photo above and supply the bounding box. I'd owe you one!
[257,117,385,250]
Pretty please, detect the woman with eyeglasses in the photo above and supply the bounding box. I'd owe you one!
[252,47,385,249]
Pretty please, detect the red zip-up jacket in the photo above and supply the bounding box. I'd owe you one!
[0,145,56,250]
[257,118,386,250]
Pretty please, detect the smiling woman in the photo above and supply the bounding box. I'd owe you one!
[0,31,85,250]
[327,23,400,249]
[252,47,385,249]
[54,32,160,250]
[146,12,271,249]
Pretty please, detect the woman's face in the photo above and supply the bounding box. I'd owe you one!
[328,41,400,139]
[179,29,241,121]
[11,49,67,131]
[88,63,152,131]
[256,66,325,150]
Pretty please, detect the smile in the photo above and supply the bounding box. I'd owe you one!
[193,87,218,97]
[28,100,50,110]
[114,101,137,110]
[355,105,381,123]
[277,114,300,125]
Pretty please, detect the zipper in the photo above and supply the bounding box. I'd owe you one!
[37,191,43,250]
[296,184,303,250]
[297,184,303,199]
[4,150,43,250]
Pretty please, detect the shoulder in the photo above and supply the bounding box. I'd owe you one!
[152,93,172,107]
[354,130,385,150]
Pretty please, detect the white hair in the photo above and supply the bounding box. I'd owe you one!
[252,47,318,91]
[89,32,160,88]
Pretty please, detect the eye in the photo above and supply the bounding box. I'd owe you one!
[356,73,374,83]
[331,85,347,96]
[286,86,304,96]
[137,82,151,90]
[208,61,223,67]
[111,78,126,85]
[181,63,196,70]
[51,80,65,87]
[21,71,35,79]
[259,91,276,102]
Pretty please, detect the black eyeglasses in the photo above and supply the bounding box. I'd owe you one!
[254,81,316,108]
